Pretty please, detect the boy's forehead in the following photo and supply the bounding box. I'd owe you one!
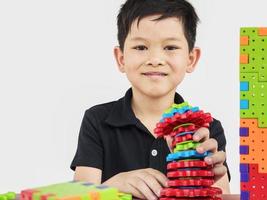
[128,15,185,41]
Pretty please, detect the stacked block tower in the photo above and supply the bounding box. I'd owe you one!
[240,27,267,199]
[19,181,131,200]
[154,102,222,200]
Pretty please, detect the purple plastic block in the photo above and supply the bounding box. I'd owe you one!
[241,172,249,182]
[240,145,249,154]
[240,163,249,173]
[241,190,249,200]
[240,127,249,136]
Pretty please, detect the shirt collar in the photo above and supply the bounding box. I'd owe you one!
[105,88,184,127]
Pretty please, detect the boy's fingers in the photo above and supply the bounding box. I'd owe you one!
[196,138,218,153]
[146,168,168,187]
[193,127,210,142]
[138,172,163,197]
[125,182,146,199]
[129,177,157,200]
[204,150,226,165]
[212,164,227,178]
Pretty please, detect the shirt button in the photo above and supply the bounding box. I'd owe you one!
[151,149,158,157]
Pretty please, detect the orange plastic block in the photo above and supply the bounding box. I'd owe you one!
[57,196,81,200]
[240,36,249,46]
[240,119,267,173]
[240,54,249,64]
[258,27,267,36]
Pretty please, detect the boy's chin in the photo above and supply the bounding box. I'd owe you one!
[140,87,176,99]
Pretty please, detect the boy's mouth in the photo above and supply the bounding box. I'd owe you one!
[141,72,168,76]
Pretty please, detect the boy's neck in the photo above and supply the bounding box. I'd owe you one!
[131,87,176,120]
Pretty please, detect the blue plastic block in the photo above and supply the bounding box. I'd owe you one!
[240,127,249,136]
[241,173,249,182]
[166,150,211,162]
[240,145,249,154]
[240,163,249,173]
[175,131,194,137]
[241,190,249,200]
[161,106,199,120]
[240,100,249,109]
[240,82,249,91]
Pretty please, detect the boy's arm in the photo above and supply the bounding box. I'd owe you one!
[74,166,102,184]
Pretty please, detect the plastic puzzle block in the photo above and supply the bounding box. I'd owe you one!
[160,198,222,200]
[0,192,16,200]
[166,150,211,162]
[240,145,249,155]
[160,187,222,198]
[173,141,200,152]
[155,102,221,199]
[167,178,214,187]
[240,164,267,199]
[240,27,267,199]
[240,127,249,136]
[20,181,132,200]
[167,160,209,170]
[240,119,267,172]
[172,133,194,147]
[167,169,214,178]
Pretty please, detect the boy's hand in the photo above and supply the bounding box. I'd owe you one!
[193,127,227,182]
[102,168,168,200]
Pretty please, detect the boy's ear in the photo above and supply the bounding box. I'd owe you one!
[114,46,125,73]
[186,47,201,73]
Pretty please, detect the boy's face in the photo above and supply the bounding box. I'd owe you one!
[114,15,200,98]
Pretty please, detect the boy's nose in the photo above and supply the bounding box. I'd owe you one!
[145,57,165,67]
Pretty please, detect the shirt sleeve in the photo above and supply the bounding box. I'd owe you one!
[209,118,231,182]
[70,109,103,171]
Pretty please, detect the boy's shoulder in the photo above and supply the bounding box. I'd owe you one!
[83,94,127,126]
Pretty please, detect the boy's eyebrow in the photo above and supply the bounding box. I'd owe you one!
[130,36,182,42]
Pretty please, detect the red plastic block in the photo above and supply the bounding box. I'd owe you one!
[160,198,222,200]
[167,169,214,178]
[21,190,39,200]
[172,134,193,147]
[170,125,197,137]
[155,111,212,137]
[168,178,214,187]
[241,164,267,199]
[160,187,222,198]
[167,160,209,170]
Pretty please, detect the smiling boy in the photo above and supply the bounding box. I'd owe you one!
[71,0,231,199]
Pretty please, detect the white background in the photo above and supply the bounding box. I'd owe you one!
[0,0,266,194]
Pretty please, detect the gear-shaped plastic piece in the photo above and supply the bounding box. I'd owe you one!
[166,150,211,162]
[174,141,200,152]
[160,197,222,200]
[167,160,209,170]
[172,134,194,147]
[155,111,212,137]
[160,187,222,198]
[167,169,214,178]
[167,178,214,187]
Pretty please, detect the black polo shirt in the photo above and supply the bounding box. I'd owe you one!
[71,88,230,182]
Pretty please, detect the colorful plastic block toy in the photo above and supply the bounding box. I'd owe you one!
[0,192,16,200]
[155,102,222,200]
[240,27,267,200]
[20,181,132,200]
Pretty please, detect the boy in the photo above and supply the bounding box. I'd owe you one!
[71,0,231,199]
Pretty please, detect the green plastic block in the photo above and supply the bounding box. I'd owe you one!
[21,181,132,200]
[0,192,16,200]
[174,140,200,152]
[240,27,267,127]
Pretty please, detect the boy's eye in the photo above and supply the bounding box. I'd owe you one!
[133,45,147,51]
[164,46,179,50]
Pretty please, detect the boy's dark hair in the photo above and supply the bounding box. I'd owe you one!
[117,0,199,52]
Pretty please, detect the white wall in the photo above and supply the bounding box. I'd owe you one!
[0,0,266,194]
